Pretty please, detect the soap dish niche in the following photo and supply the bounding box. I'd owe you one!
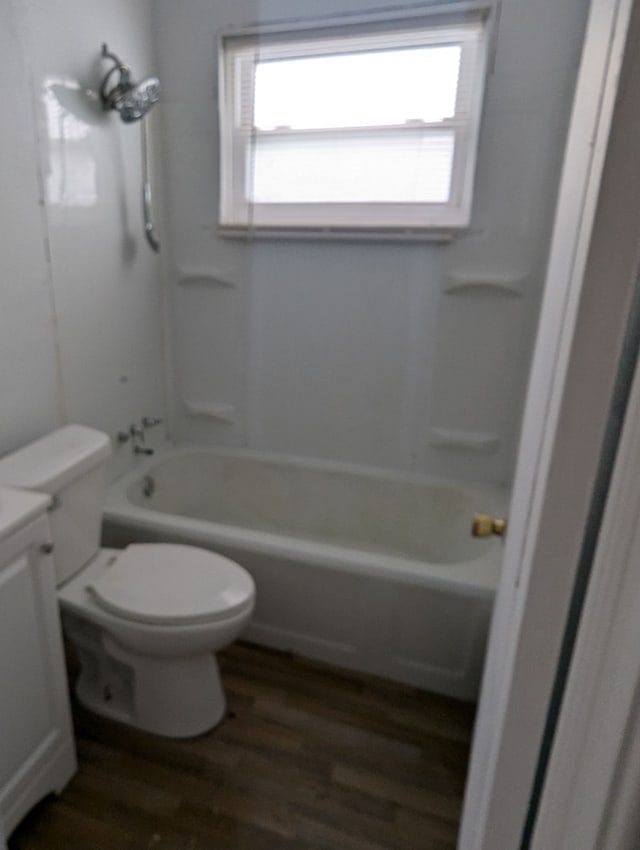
[443,271,527,298]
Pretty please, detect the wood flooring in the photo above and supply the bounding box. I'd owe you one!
[8,643,475,850]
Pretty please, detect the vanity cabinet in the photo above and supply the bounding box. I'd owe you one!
[0,489,76,839]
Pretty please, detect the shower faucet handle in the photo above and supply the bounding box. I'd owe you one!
[134,445,155,456]
[141,416,163,428]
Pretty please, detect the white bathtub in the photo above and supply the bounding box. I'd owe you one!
[103,447,506,701]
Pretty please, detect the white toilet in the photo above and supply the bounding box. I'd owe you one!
[0,425,255,738]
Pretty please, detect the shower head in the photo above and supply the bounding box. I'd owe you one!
[118,76,161,122]
[100,43,160,122]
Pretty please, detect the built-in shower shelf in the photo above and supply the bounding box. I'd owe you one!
[444,271,527,297]
[177,269,237,289]
[430,428,500,453]
[183,401,236,424]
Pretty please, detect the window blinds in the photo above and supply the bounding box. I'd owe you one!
[219,11,489,233]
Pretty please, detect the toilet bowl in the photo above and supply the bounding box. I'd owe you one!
[0,425,256,738]
[59,544,255,737]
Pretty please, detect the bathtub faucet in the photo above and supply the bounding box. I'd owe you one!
[116,419,160,456]
[142,415,163,429]
[128,422,154,456]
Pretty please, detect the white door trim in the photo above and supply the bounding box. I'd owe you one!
[531,320,640,849]
[458,0,636,847]
[530,5,640,843]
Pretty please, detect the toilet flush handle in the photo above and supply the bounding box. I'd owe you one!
[47,494,62,512]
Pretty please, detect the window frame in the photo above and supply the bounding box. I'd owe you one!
[218,7,492,237]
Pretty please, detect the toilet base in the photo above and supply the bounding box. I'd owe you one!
[69,619,227,737]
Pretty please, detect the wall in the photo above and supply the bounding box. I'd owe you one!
[0,0,166,478]
[155,0,590,486]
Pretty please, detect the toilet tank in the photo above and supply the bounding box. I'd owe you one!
[0,425,112,584]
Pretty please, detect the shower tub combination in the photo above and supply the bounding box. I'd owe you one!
[104,447,506,701]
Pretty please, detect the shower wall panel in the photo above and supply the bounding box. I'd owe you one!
[0,0,167,480]
[155,0,591,486]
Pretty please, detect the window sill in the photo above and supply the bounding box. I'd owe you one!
[217,225,456,243]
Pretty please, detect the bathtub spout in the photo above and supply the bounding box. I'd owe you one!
[142,475,156,498]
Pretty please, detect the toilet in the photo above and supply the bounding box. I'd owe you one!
[0,425,255,738]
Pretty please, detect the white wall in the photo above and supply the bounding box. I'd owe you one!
[0,0,166,476]
[155,0,590,485]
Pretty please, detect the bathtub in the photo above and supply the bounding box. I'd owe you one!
[103,446,506,701]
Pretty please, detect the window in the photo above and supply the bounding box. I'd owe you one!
[219,10,490,235]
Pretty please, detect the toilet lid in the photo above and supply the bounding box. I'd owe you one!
[87,544,255,626]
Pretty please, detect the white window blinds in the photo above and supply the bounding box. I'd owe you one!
[219,11,489,234]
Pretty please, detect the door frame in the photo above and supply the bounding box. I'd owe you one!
[458,0,637,846]
[529,2,640,844]
[530,299,640,848]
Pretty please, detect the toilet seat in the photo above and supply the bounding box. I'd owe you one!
[87,543,254,626]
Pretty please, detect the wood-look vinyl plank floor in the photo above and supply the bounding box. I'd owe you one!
[8,642,475,850]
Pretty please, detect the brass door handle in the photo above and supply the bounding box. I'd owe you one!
[472,512,507,538]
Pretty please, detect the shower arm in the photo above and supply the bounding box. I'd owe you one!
[101,43,128,73]
[100,44,132,109]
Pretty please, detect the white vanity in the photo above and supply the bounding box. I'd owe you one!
[0,487,76,840]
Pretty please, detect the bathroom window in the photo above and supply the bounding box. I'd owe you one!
[218,10,490,236]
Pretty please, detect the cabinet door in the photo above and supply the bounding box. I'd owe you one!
[0,515,74,824]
